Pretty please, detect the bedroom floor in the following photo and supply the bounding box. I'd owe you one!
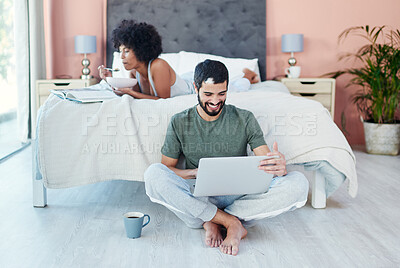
[0,146,399,268]
[0,117,21,159]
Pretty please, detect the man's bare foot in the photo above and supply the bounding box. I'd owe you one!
[243,68,260,84]
[219,219,247,256]
[203,221,224,248]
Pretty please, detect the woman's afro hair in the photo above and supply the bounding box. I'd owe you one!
[112,20,162,63]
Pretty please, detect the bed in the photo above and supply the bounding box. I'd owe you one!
[32,0,357,208]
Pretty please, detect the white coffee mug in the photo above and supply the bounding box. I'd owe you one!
[285,66,301,78]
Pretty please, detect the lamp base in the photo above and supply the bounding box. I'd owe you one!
[81,74,93,79]
[288,52,297,66]
[288,57,297,66]
[80,54,93,80]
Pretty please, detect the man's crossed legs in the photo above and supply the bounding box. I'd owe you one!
[144,163,309,256]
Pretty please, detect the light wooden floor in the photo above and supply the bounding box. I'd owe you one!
[0,118,21,159]
[0,146,399,268]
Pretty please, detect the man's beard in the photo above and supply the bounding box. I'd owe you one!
[197,94,225,117]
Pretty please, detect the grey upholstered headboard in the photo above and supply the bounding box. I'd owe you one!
[107,0,266,80]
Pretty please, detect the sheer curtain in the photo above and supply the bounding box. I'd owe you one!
[14,0,46,142]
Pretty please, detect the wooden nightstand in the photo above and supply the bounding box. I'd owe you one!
[281,78,336,119]
[36,78,98,110]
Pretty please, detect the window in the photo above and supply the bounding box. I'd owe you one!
[0,0,24,160]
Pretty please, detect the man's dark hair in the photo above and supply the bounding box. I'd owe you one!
[194,60,229,90]
[112,20,162,63]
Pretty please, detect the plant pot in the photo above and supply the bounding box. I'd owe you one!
[363,121,400,155]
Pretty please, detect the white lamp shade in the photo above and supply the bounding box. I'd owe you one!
[281,34,304,53]
[74,35,97,54]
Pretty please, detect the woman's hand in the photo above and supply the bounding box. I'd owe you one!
[113,87,136,97]
[98,65,112,80]
[258,142,287,177]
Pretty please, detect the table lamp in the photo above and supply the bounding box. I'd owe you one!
[74,35,97,79]
[281,34,304,66]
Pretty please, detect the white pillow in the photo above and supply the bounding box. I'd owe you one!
[159,52,180,73]
[177,51,260,81]
[112,51,260,82]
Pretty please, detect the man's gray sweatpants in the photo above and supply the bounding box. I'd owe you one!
[144,163,309,229]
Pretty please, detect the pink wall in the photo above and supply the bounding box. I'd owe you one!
[267,0,400,144]
[45,0,400,145]
[44,0,106,80]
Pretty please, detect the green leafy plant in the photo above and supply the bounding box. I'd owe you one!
[330,25,400,124]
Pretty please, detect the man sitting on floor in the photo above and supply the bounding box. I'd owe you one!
[144,60,309,256]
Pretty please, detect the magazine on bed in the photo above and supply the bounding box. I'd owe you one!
[51,88,118,103]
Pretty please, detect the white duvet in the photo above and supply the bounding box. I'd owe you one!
[37,81,357,197]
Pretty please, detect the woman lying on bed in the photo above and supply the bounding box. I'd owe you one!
[98,20,259,99]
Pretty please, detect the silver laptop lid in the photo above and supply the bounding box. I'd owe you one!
[193,155,277,197]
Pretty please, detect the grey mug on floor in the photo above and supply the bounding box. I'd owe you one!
[123,212,150,239]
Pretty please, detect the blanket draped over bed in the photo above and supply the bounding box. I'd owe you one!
[36,82,357,198]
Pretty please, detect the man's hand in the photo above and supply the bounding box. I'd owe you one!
[168,167,197,180]
[161,154,198,180]
[258,142,287,177]
[188,168,198,179]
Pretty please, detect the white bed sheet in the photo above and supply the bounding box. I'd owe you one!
[36,81,357,197]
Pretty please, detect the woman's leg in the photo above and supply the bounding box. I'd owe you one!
[242,68,259,84]
[228,68,260,92]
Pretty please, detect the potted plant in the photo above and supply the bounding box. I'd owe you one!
[331,25,400,155]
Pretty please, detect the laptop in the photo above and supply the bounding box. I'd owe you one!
[192,155,279,197]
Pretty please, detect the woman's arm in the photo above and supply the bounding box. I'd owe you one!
[113,88,159,99]
[150,59,174,99]
[113,59,175,99]
[112,69,152,97]
[98,65,112,79]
